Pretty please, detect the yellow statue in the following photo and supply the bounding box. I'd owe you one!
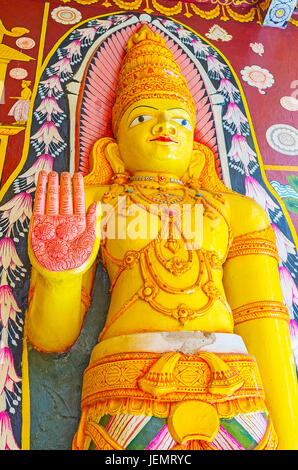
[26,25,298,450]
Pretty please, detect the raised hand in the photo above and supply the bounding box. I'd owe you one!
[29,171,100,272]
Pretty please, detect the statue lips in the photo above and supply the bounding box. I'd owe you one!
[150,136,178,144]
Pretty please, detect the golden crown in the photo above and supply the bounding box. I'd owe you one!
[112,25,196,136]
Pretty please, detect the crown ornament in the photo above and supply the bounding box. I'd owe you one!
[112,25,196,136]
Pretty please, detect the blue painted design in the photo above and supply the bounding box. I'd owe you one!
[263,0,297,29]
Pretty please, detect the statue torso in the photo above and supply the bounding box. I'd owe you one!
[90,182,234,339]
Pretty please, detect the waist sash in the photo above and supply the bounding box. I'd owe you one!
[82,332,264,409]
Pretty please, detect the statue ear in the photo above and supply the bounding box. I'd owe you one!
[188,146,206,179]
[182,145,206,185]
[104,141,126,174]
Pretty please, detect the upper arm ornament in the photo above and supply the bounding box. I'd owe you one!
[226,225,279,263]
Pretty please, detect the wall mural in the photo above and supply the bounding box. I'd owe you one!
[0,1,297,450]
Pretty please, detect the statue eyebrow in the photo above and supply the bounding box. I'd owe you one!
[167,107,192,118]
[128,105,158,117]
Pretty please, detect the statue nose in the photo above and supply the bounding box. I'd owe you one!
[152,112,177,136]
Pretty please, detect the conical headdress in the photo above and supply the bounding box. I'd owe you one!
[112,25,196,136]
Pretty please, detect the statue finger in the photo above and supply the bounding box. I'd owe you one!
[60,172,73,215]
[46,171,59,216]
[73,172,86,216]
[86,201,100,231]
[33,170,48,215]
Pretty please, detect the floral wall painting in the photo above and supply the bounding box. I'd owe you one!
[205,25,233,42]
[240,65,274,94]
[15,37,35,50]
[51,6,82,25]
[280,96,298,112]
[266,124,298,156]
[8,68,28,80]
[0,0,297,450]
[249,42,264,56]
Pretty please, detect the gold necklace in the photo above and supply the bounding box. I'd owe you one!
[129,183,199,208]
[129,174,184,187]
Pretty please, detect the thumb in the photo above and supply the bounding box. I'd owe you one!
[86,201,101,231]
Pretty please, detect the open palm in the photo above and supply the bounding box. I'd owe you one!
[30,171,99,272]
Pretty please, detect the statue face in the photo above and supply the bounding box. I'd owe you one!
[116,98,195,177]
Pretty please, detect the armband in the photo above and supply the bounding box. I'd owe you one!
[233,300,289,326]
[227,226,279,262]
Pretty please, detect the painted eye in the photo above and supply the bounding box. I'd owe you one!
[129,115,153,128]
[172,118,192,130]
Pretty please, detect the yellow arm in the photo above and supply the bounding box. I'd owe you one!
[26,180,104,353]
[223,193,298,450]
[27,259,98,353]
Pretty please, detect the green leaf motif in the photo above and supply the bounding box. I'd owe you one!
[287,175,298,193]
[283,197,298,214]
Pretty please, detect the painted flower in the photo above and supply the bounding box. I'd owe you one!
[228,135,257,175]
[271,223,296,264]
[266,124,298,157]
[15,37,36,50]
[206,25,232,42]
[176,27,193,42]
[223,103,249,136]
[39,75,63,98]
[49,57,72,82]
[0,238,23,272]
[249,42,264,56]
[34,96,65,124]
[14,154,53,191]
[0,192,32,226]
[93,18,114,29]
[51,6,82,25]
[267,3,292,26]
[76,27,97,46]
[160,19,177,29]
[241,65,274,94]
[31,122,65,155]
[191,39,210,59]
[0,391,6,413]
[207,55,230,80]
[0,347,21,396]
[0,189,32,241]
[63,40,82,64]
[111,15,129,25]
[217,78,241,103]
[280,96,298,112]
[0,285,21,328]
[0,411,20,450]
[278,266,298,317]
[244,176,280,218]
[9,68,28,80]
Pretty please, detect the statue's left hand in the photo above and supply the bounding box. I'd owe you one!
[29,171,100,273]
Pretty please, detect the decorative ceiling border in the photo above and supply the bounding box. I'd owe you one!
[58,0,274,24]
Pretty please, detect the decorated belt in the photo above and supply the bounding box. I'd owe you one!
[81,349,265,408]
[90,331,248,363]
